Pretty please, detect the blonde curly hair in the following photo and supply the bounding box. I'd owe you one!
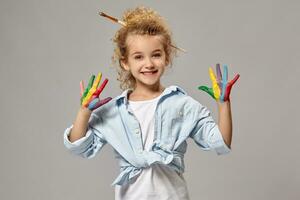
[111,6,178,90]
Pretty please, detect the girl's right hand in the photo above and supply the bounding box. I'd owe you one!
[80,72,112,111]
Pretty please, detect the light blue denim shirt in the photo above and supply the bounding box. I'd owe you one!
[63,85,231,186]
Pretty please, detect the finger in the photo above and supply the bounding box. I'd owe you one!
[92,73,102,91]
[198,85,216,100]
[81,86,89,103]
[229,74,240,86]
[99,97,112,106]
[216,63,222,82]
[94,78,109,97]
[87,75,95,92]
[209,67,221,100]
[88,97,112,110]
[223,64,228,83]
[220,65,229,101]
[209,67,217,83]
[80,80,85,96]
[216,63,223,95]
[224,74,240,101]
[198,85,209,92]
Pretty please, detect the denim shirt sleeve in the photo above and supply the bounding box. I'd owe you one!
[63,112,107,158]
[189,101,231,155]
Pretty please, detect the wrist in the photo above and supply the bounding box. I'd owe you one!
[79,106,92,116]
[217,100,231,109]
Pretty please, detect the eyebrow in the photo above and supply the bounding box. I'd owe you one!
[131,49,162,56]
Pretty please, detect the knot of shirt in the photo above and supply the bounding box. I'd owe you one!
[111,142,185,186]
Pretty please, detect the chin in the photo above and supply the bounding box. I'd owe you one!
[142,81,160,87]
[136,78,160,87]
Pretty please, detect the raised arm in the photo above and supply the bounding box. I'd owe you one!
[198,64,240,148]
[68,72,112,142]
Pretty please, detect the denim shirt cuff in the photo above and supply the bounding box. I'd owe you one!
[214,141,231,155]
[211,126,232,155]
[63,124,94,155]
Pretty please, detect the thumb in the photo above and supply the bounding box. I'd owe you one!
[198,85,216,100]
[88,97,112,111]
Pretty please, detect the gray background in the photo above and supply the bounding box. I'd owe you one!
[1,0,299,199]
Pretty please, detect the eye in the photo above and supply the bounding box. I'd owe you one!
[134,55,143,60]
[153,53,161,58]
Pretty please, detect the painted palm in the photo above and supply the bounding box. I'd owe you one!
[198,64,240,102]
[80,72,112,111]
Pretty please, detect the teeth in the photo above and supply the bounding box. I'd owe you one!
[142,71,157,73]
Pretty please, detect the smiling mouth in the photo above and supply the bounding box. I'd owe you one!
[141,70,158,75]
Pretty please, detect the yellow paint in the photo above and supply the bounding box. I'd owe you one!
[209,67,220,100]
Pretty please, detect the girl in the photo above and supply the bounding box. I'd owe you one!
[64,6,239,200]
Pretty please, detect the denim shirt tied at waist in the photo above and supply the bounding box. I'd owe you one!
[63,85,231,186]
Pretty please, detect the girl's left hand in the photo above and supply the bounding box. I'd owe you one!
[198,63,240,102]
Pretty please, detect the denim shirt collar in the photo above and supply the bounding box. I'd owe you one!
[115,85,187,105]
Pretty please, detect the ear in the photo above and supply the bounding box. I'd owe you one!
[120,58,130,71]
[165,55,170,67]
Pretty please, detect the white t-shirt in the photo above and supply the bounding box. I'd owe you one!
[115,94,190,200]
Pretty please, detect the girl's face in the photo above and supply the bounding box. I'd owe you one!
[121,34,168,89]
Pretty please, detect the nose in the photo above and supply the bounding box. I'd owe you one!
[144,56,155,69]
